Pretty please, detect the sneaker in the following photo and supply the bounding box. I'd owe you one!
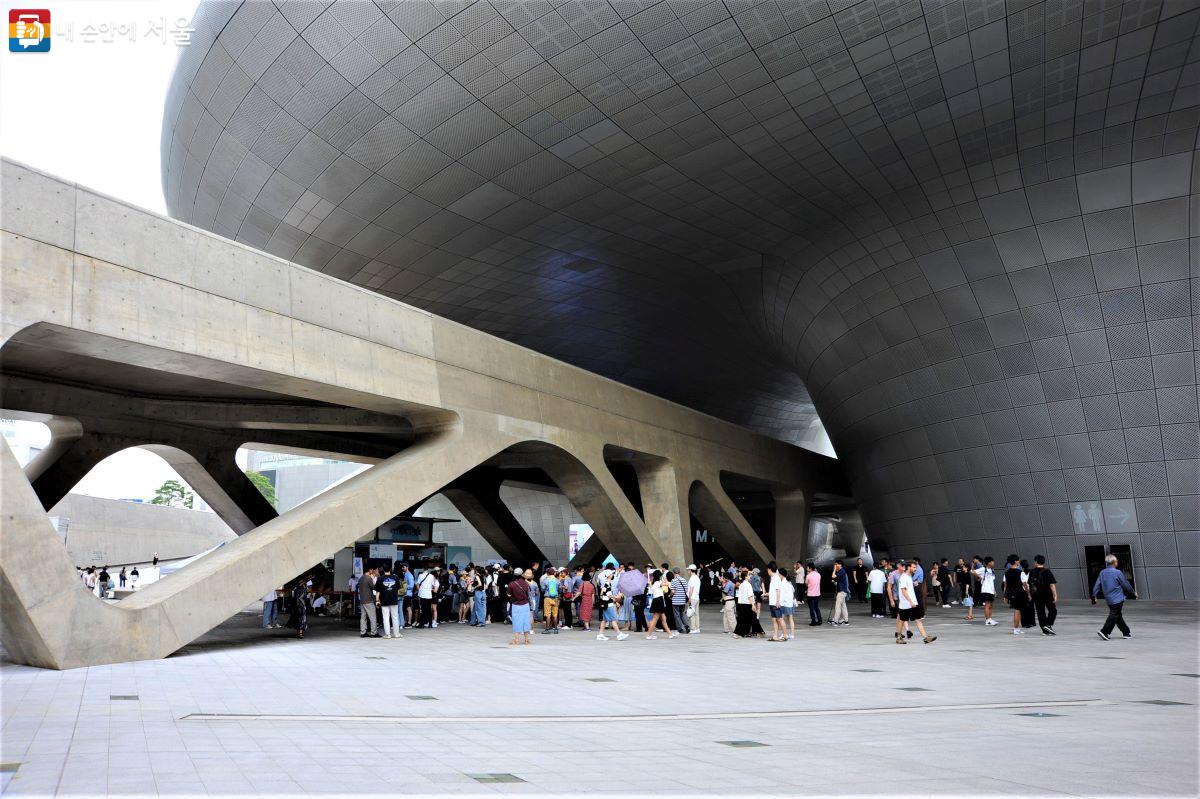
[394,634,404,640]
[553,628,559,634]
[1042,630,1053,636]
[383,634,391,640]
[689,630,700,634]
[359,633,369,638]
[431,621,438,628]
[1122,634,1132,639]
[596,634,609,641]
[1012,629,1021,635]
[923,635,937,644]
[668,632,679,639]
[942,604,951,608]
[1097,630,1110,640]
[645,635,657,640]
[895,637,907,644]
[985,619,998,626]
[1045,626,1055,634]
[542,629,554,634]
[616,633,628,641]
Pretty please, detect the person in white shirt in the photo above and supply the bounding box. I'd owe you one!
[416,568,440,628]
[767,563,786,641]
[779,568,796,640]
[686,564,702,634]
[976,556,998,625]
[896,561,937,644]
[868,564,886,617]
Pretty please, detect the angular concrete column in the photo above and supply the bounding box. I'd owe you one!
[144,446,278,535]
[634,460,692,568]
[17,415,83,482]
[531,445,663,565]
[772,488,810,568]
[689,479,773,566]
[30,431,125,510]
[440,468,545,564]
[0,423,507,669]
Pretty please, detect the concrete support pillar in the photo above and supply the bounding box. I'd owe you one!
[689,479,773,566]
[534,447,661,565]
[441,475,545,565]
[145,446,278,535]
[772,488,810,569]
[21,416,83,482]
[634,460,691,568]
[30,432,124,511]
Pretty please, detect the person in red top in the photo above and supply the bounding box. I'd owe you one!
[577,567,595,631]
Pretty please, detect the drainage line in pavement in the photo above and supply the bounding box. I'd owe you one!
[183,698,1107,724]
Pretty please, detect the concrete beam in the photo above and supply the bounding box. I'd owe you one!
[689,479,774,566]
[634,459,692,568]
[772,488,810,568]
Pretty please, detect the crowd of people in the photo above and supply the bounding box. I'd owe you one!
[266,552,1139,645]
[76,564,140,597]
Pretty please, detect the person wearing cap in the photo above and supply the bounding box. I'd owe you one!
[686,564,702,633]
[668,569,689,636]
[507,569,533,645]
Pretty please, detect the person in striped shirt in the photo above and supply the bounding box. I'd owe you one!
[669,570,690,635]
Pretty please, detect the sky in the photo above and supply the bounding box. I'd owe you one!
[2,1,210,502]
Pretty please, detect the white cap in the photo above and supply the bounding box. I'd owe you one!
[687,563,697,571]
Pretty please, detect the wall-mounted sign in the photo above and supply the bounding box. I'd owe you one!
[378,517,432,544]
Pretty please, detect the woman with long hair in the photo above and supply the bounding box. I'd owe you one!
[645,570,672,639]
[578,566,595,632]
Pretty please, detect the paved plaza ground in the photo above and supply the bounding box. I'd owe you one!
[2,600,1197,797]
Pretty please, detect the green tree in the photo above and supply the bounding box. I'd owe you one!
[246,470,277,508]
[150,479,194,509]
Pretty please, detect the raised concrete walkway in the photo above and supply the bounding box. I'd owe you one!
[1,159,844,668]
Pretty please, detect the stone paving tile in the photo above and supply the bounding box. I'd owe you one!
[2,602,1197,796]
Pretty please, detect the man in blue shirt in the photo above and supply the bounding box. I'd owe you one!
[400,563,415,628]
[1092,555,1137,640]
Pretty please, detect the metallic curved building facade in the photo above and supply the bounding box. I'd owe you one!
[163,0,1200,597]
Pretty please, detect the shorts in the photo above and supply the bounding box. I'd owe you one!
[543,597,559,615]
[898,607,918,622]
[650,596,666,614]
[770,605,785,618]
[981,592,995,603]
[602,605,616,622]
[1008,594,1028,609]
[781,606,794,616]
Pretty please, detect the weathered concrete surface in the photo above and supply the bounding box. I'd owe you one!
[0,159,846,668]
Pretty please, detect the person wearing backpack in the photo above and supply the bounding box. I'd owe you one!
[558,568,574,630]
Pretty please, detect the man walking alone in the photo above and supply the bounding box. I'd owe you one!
[1092,554,1136,640]
[830,560,850,627]
[1031,555,1058,635]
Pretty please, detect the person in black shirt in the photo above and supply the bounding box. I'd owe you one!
[376,565,403,640]
[1003,555,1029,635]
[1030,555,1058,635]
[851,558,868,603]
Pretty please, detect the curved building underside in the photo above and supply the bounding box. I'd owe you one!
[163,0,1200,596]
